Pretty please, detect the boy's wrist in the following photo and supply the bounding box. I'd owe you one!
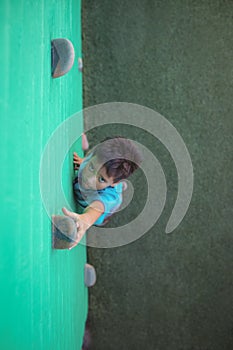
[79,213,93,229]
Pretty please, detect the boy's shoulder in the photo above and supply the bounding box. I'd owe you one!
[97,183,123,212]
[99,182,123,198]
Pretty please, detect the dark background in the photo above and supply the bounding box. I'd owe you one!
[82,1,233,349]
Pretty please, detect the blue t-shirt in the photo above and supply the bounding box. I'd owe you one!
[73,154,123,225]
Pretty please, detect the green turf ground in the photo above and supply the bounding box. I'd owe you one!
[0,1,87,349]
[83,1,233,349]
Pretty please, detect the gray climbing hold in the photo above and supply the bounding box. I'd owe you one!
[52,215,78,250]
[78,57,83,72]
[85,264,97,287]
[51,38,75,78]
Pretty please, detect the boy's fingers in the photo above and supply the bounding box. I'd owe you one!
[73,152,80,159]
[73,159,81,164]
[62,207,71,216]
[68,242,78,250]
[62,208,80,230]
[62,207,78,220]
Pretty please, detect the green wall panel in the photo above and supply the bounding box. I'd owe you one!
[0,1,87,349]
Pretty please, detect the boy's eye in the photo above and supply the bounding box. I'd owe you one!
[98,176,106,183]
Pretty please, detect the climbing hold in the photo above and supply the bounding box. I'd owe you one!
[84,264,97,287]
[82,133,89,151]
[51,38,75,78]
[52,215,78,249]
[78,57,83,72]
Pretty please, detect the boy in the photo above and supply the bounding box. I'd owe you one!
[62,137,142,248]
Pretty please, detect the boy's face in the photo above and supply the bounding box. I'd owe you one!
[80,156,118,190]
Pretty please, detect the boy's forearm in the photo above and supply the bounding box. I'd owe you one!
[81,201,104,228]
[80,208,101,228]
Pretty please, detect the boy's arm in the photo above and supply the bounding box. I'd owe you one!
[62,201,104,248]
[82,201,105,227]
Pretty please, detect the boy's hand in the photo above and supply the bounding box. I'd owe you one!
[73,152,83,170]
[62,207,91,249]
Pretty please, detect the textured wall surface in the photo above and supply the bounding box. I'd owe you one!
[82,1,233,349]
[0,1,87,349]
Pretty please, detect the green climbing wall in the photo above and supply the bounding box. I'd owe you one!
[0,1,87,349]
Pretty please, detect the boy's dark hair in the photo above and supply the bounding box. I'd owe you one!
[92,136,143,183]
